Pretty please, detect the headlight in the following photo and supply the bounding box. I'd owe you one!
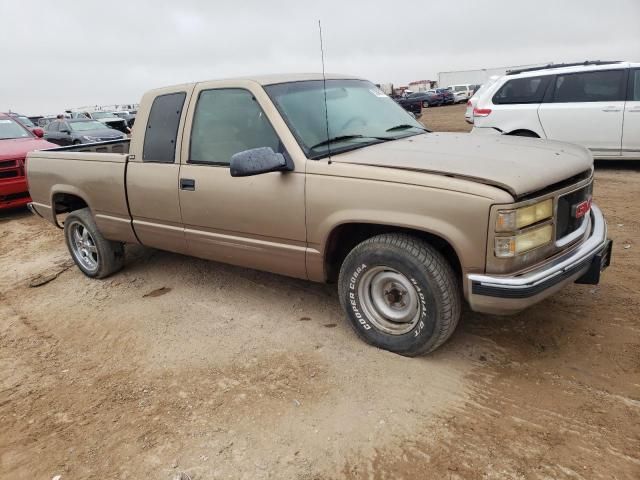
[496,199,553,232]
[494,224,553,258]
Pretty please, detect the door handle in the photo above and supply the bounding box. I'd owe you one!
[180,178,195,191]
[602,107,621,112]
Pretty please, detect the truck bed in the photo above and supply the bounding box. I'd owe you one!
[26,139,137,243]
[43,138,130,154]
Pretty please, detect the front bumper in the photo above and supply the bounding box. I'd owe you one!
[467,204,611,315]
[0,179,30,210]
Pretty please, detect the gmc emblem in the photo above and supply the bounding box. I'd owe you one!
[572,198,592,219]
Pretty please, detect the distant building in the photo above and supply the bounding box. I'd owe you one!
[407,80,437,92]
[375,83,395,95]
[438,62,552,88]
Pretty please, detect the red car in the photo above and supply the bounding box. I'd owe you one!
[0,114,56,210]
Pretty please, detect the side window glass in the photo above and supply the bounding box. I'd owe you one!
[553,70,625,103]
[492,76,550,104]
[631,69,640,101]
[189,89,281,165]
[142,92,186,163]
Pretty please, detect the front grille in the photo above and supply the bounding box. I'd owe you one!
[0,191,29,202]
[0,160,17,168]
[556,183,592,240]
[0,157,25,181]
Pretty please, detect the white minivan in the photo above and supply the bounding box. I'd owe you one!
[471,61,640,160]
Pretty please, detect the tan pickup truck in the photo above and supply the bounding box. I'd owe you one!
[27,74,612,356]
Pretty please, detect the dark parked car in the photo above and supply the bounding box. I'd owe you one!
[44,119,127,146]
[396,91,442,114]
[66,111,130,134]
[434,88,455,105]
[113,111,136,128]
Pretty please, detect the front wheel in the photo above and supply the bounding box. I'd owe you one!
[338,234,461,356]
[64,208,124,278]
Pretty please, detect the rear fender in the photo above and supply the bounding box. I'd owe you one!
[50,185,92,228]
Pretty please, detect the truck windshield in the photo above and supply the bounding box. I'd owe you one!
[265,79,425,159]
[70,121,110,132]
[0,119,31,140]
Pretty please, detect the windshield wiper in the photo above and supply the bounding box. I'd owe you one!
[385,124,427,132]
[309,134,390,150]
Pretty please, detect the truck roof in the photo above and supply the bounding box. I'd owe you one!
[146,73,362,94]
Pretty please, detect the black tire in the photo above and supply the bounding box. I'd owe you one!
[63,208,124,278]
[508,130,539,138]
[422,101,429,109]
[338,233,461,356]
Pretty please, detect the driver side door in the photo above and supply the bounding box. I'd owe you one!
[178,82,307,279]
[58,121,73,145]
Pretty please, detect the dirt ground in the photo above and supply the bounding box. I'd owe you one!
[420,103,474,132]
[1,105,639,480]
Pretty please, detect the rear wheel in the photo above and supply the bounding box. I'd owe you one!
[338,233,461,356]
[64,208,124,278]
[422,101,429,109]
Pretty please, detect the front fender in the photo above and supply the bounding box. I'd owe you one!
[305,173,495,284]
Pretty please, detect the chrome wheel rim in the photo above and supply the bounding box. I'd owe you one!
[358,266,421,335]
[68,221,99,273]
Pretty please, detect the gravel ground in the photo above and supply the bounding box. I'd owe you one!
[1,105,638,479]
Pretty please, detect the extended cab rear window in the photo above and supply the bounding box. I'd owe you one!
[631,69,640,101]
[492,75,550,104]
[142,92,186,163]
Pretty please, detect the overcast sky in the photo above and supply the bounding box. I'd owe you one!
[1,0,638,115]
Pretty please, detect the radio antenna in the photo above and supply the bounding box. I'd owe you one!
[318,20,331,164]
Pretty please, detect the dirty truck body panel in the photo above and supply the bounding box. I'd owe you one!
[26,74,611,354]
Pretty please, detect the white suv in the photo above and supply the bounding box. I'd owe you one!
[471,61,640,160]
[447,84,480,100]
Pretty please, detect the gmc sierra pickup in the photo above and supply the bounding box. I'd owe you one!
[26,74,612,356]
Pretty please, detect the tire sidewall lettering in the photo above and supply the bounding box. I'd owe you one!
[348,264,371,330]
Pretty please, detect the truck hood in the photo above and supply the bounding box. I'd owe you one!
[0,137,57,160]
[332,132,593,198]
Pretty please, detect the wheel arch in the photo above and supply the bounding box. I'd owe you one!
[51,187,92,228]
[506,129,540,138]
[322,222,463,284]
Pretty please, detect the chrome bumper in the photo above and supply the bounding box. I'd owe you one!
[467,204,609,315]
[27,202,44,218]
